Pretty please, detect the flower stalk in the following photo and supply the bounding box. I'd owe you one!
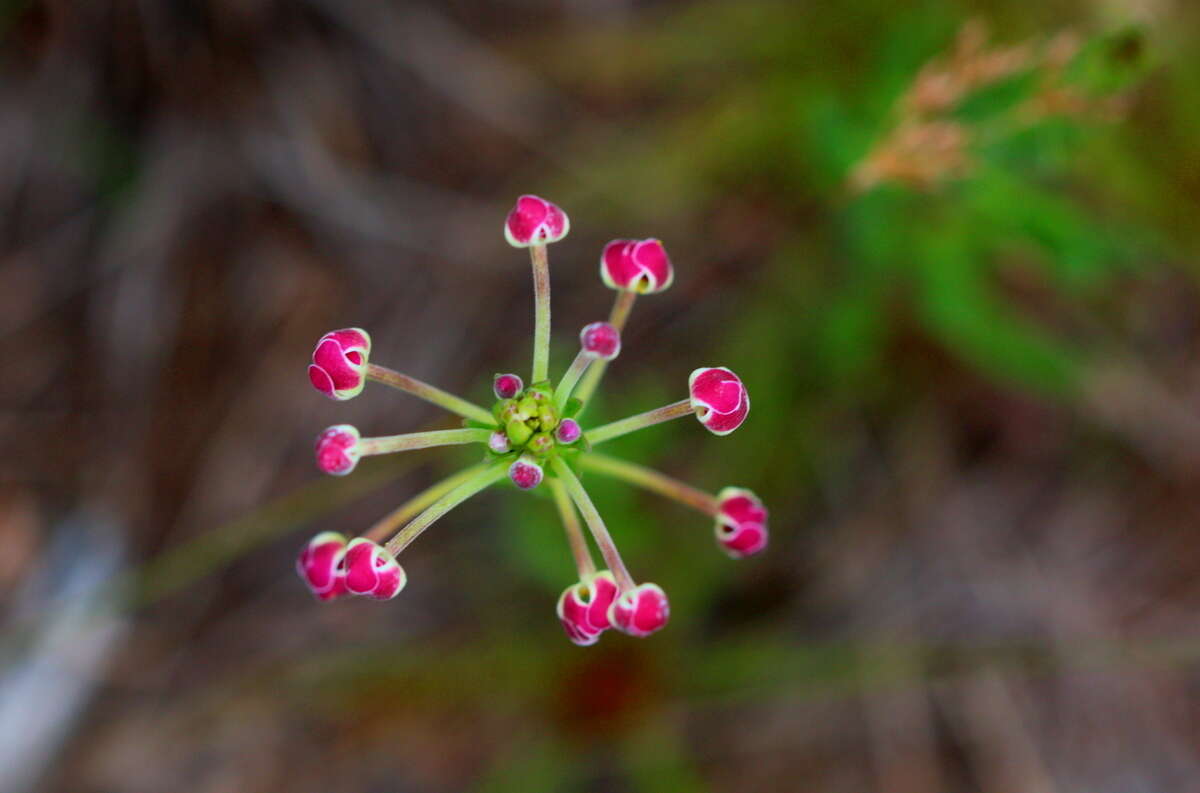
[384,462,508,556]
[367,364,495,425]
[550,478,596,580]
[575,453,719,515]
[550,457,635,592]
[554,350,592,412]
[530,243,552,384]
[358,428,493,456]
[586,399,693,445]
[362,463,492,543]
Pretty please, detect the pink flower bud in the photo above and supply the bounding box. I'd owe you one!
[599,238,673,294]
[493,373,524,400]
[555,418,582,445]
[556,570,619,646]
[488,430,512,454]
[509,456,543,490]
[579,321,621,361]
[557,586,602,646]
[715,487,769,558]
[315,424,361,476]
[688,367,750,436]
[296,531,349,601]
[608,582,670,637]
[343,538,407,600]
[504,194,569,247]
[309,328,371,401]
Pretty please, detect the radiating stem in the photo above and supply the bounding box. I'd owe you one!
[553,350,592,412]
[586,399,693,445]
[358,428,493,456]
[367,364,495,426]
[530,243,551,384]
[384,462,508,556]
[550,478,596,580]
[576,453,719,515]
[573,290,637,410]
[363,463,490,543]
[550,457,635,592]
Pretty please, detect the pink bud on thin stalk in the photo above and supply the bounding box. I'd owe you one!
[557,570,619,646]
[555,418,582,445]
[309,328,371,401]
[608,582,670,637]
[296,532,350,602]
[504,195,570,248]
[509,456,544,490]
[493,373,524,400]
[343,538,407,600]
[600,239,673,294]
[315,425,361,476]
[579,321,621,361]
[688,367,750,436]
[715,487,769,558]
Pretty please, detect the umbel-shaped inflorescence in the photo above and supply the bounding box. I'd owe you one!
[297,195,767,644]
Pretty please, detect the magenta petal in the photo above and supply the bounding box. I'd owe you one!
[308,364,336,398]
[601,239,641,289]
[584,572,618,632]
[720,522,768,557]
[326,328,369,352]
[343,539,381,595]
[365,559,406,600]
[297,533,349,600]
[631,239,672,291]
[610,583,669,637]
[690,368,750,435]
[312,338,359,391]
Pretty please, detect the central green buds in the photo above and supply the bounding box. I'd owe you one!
[491,381,568,460]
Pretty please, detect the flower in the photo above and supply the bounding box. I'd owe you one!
[555,418,582,445]
[296,532,349,601]
[308,328,371,401]
[608,583,670,637]
[509,456,544,490]
[493,373,524,400]
[315,425,361,476]
[557,571,619,646]
[296,196,760,646]
[600,238,673,294]
[689,367,750,436]
[579,321,621,360]
[504,195,569,247]
[715,487,769,558]
[488,430,511,454]
[343,538,406,600]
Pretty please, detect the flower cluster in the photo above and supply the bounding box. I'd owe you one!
[297,195,768,644]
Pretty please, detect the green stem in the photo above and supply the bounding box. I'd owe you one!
[576,453,719,515]
[367,364,495,426]
[358,428,493,456]
[531,243,551,384]
[586,399,693,445]
[384,462,508,556]
[573,290,637,410]
[363,462,491,543]
[550,477,596,580]
[553,350,592,412]
[550,457,635,592]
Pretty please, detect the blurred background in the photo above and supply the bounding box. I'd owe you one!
[2,0,1199,790]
